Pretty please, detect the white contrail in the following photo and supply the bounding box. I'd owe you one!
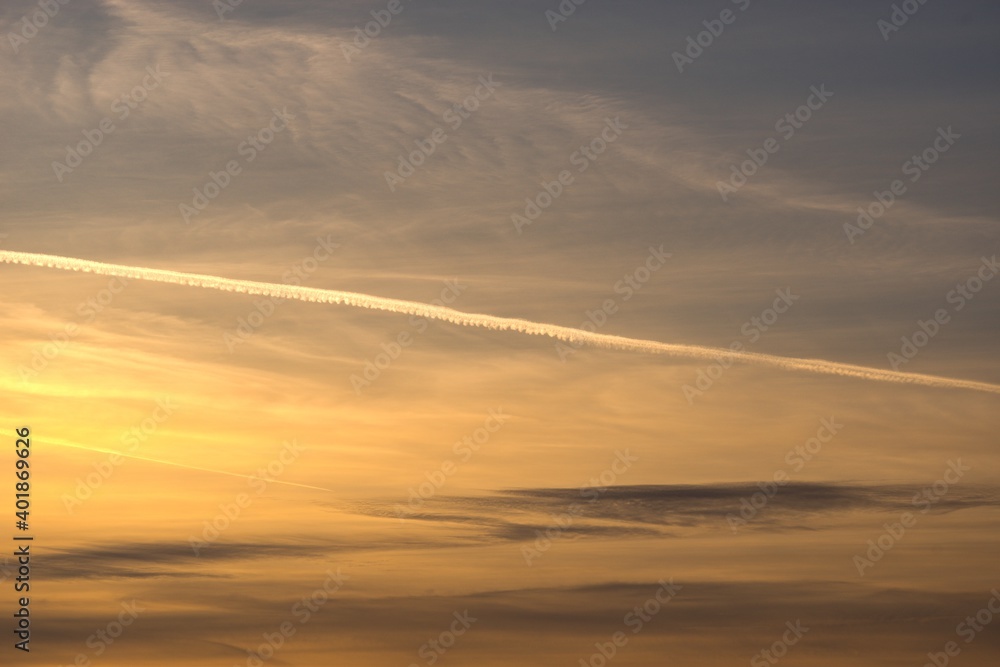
[2,250,999,395]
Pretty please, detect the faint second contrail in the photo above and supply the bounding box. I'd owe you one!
[47,437,336,493]
[2,250,999,395]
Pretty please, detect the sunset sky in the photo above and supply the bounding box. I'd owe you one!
[1,1,999,665]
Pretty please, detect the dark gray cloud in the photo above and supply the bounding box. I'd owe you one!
[39,537,453,579]
[361,482,1000,537]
